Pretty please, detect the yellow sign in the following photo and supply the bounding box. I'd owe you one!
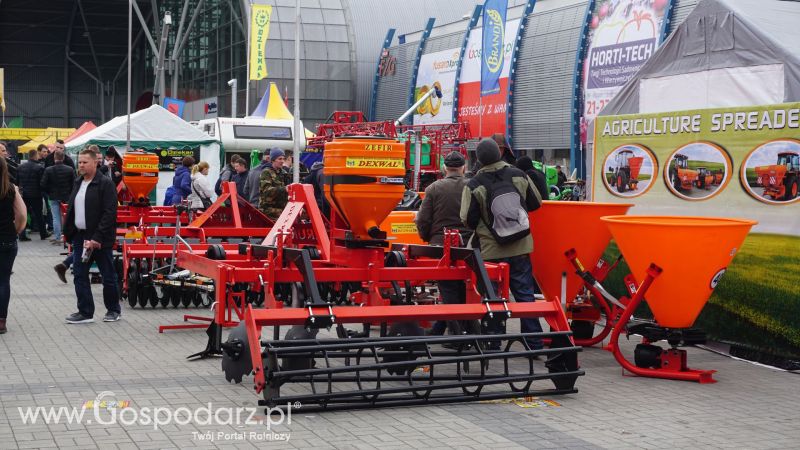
[249,5,273,81]
[345,157,404,169]
[390,223,418,234]
[0,68,5,112]
[124,231,143,240]
[125,163,159,170]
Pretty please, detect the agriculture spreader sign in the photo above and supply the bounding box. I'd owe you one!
[594,102,800,236]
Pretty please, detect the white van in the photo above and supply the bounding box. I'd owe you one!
[196,117,305,163]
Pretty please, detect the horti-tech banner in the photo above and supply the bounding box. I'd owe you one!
[594,102,800,359]
[582,0,672,124]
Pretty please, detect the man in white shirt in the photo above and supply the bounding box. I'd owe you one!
[62,149,121,324]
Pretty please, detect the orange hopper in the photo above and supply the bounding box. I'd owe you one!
[323,137,406,240]
[121,151,159,204]
[601,216,756,328]
[530,201,632,303]
[628,156,643,180]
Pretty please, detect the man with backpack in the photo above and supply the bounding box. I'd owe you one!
[460,138,543,351]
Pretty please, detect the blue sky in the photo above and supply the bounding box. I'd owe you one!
[745,140,800,168]
[671,142,727,165]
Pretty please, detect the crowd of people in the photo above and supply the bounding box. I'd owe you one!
[0,135,562,345]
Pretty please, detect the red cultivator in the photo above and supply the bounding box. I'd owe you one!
[175,136,582,411]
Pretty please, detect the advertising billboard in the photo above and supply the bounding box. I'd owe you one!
[582,0,672,124]
[457,18,519,138]
[413,48,460,125]
[594,102,800,359]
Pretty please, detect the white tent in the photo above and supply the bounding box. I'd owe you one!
[66,105,221,205]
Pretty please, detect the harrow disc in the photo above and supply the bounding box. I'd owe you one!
[170,286,182,308]
[137,260,151,308]
[221,323,253,383]
[127,261,139,308]
[192,290,203,307]
[154,284,170,308]
[180,288,194,307]
[201,290,213,307]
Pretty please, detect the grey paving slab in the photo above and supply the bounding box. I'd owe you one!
[1,239,799,449]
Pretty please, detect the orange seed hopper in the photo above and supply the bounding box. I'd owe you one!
[122,151,159,204]
[323,136,406,240]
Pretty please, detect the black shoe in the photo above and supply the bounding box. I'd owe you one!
[54,263,68,284]
[65,312,94,324]
[19,236,31,242]
[103,312,121,322]
[41,232,52,240]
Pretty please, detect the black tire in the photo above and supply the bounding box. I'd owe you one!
[670,169,681,192]
[570,320,594,340]
[206,244,226,260]
[784,178,798,201]
[617,171,628,193]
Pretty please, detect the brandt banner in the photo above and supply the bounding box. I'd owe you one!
[582,0,672,124]
[457,18,519,138]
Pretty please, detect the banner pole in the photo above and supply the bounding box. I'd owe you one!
[292,0,301,184]
[244,1,251,117]
[127,0,132,150]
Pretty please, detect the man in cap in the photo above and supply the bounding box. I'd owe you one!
[460,138,543,351]
[243,148,274,207]
[259,148,290,219]
[416,151,475,337]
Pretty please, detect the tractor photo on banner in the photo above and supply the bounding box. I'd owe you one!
[594,101,800,361]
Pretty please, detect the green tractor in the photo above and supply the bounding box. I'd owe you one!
[531,161,583,201]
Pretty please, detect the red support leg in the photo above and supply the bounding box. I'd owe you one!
[607,263,716,383]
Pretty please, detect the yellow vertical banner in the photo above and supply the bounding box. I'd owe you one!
[249,4,273,81]
[0,68,6,112]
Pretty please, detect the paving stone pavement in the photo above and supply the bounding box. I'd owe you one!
[1,239,798,449]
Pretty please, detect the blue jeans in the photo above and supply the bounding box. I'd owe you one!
[0,240,18,319]
[49,200,63,239]
[488,254,543,349]
[72,234,120,318]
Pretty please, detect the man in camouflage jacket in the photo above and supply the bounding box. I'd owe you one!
[259,148,289,219]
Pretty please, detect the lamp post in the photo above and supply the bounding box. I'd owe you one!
[228,79,238,117]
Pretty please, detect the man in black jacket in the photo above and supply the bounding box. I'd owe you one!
[44,140,75,169]
[41,151,75,243]
[62,149,120,324]
[17,150,50,241]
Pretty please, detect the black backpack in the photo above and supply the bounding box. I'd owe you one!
[473,167,531,245]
